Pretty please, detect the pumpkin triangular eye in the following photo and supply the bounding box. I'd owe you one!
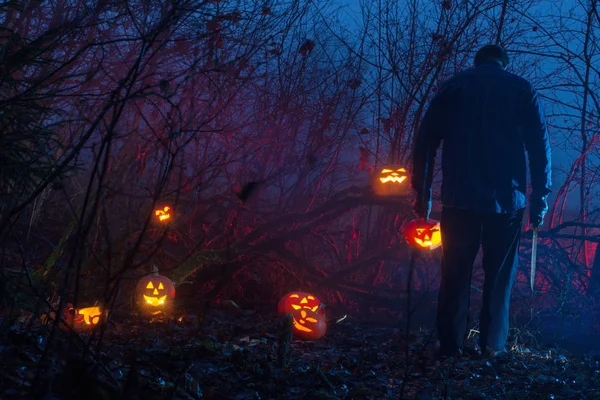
[146,282,154,289]
[164,206,170,212]
[158,282,164,290]
[416,229,424,234]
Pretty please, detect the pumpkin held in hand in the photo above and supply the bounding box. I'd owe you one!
[135,265,176,316]
[371,165,410,197]
[291,309,327,340]
[277,292,324,315]
[404,218,442,251]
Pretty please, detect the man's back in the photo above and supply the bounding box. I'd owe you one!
[410,44,552,360]
[417,63,550,213]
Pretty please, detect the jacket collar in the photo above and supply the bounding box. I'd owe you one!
[476,60,505,69]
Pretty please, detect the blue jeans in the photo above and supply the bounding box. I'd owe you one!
[437,206,523,351]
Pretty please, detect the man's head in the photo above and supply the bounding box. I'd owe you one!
[474,45,509,69]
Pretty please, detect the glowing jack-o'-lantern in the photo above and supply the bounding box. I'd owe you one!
[371,165,410,197]
[75,306,108,326]
[154,206,172,223]
[135,265,176,316]
[404,218,442,251]
[277,292,324,315]
[291,309,327,340]
[42,303,109,332]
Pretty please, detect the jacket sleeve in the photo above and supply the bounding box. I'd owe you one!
[411,84,448,202]
[522,85,552,199]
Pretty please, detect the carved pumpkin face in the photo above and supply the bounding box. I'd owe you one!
[75,306,106,325]
[135,267,176,315]
[143,281,168,306]
[371,165,410,197]
[154,206,172,223]
[56,304,108,332]
[277,292,324,315]
[404,219,442,250]
[291,309,327,340]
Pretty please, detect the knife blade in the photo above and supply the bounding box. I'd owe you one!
[530,227,538,292]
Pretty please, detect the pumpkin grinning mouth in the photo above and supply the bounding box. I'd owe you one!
[144,295,167,306]
[414,238,433,246]
[292,318,313,332]
[379,176,407,183]
[292,309,320,333]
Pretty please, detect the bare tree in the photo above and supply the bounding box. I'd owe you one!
[3,0,600,362]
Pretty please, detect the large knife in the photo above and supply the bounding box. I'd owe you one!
[530,227,539,292]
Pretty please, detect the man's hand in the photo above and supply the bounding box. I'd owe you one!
[529,196,548,228]
[413,198,432,221]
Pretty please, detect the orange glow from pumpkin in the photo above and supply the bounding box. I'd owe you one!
[289,293,318,312]
[155,206,172,222]
[379,168,407,183]
[135,266,176,316]
[371,165,410,197]
[60,305,108,331]
[77,306,104,325]
[277,292,324,314]
[143,281,167,305]
[404,219,442,251]
[293,310,318,332]
[291,309,327,340]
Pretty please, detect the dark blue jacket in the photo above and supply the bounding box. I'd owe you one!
[411,63,552,213]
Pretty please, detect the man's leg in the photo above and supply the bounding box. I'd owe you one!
[479,210,523,351]
[437,207,482,353]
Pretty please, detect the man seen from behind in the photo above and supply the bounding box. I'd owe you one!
[411,44,552,358]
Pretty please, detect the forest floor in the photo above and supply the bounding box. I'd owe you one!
[2,304,600,400]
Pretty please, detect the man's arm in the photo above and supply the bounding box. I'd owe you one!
[411,85,447,204]
[522,86,552,200]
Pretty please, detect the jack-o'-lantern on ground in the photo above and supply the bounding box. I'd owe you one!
[135,265,176,316]
[291,309,327,340]
[43,303,109,332]
[154,206,172,223]
[371,165,410,197]
[75,306,108,326]
[404,218,442,251]
[277,292,324,315]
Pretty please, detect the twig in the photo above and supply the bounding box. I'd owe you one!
[399,249,418,397]
[277,313,293,369]
[316,365,335,390]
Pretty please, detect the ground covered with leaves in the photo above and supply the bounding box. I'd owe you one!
[2,305,600,400]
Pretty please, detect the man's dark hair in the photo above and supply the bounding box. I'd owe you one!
[474,45,509,68]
